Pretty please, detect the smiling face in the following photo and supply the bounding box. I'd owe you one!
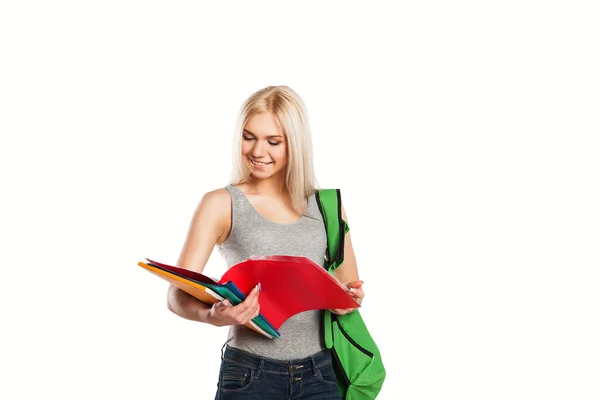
[241,112,287,181]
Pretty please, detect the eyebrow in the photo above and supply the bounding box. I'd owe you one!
[243,129,283,139]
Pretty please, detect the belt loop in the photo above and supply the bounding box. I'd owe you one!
[310,356,319,377]
[220,342,227,360]
[255,358,265,378]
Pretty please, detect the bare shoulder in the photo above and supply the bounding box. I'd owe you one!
[195,187,232,244]
[201,187,231,207]
[177,187,232,270]
[195,188,231,222]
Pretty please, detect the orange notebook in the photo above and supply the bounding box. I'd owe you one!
[138,261,274,338]
[138,255,359,338]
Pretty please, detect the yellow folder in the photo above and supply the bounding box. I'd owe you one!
[138,261,273,338]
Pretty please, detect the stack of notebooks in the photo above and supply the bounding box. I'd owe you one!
[138,255,359,338]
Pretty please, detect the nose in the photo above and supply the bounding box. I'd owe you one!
[251,140,267,158]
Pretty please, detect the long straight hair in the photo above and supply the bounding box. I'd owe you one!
[230,86,318,214]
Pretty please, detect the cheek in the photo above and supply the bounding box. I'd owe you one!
[241,141,252,156]
[273,145,287,162]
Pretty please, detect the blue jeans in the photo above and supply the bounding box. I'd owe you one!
[215,345,341,400]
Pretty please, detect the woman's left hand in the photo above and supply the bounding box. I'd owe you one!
[329,280,364,315]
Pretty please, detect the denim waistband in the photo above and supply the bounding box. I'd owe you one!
[222,345,333,376]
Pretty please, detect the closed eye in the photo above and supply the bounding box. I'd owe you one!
[244,135,280,146]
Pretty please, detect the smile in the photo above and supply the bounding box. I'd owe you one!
[250,159,272,167]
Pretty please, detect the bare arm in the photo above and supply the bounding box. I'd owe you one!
[166,189,261,326]
[330,204,365,315]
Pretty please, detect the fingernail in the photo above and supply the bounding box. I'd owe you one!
[257,282,262,292]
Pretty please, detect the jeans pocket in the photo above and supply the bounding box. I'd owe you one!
[315,362,338,386]
[219,362,254,392]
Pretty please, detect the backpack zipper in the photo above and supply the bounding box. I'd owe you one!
[331,346,351,387]
[332,314,374,358]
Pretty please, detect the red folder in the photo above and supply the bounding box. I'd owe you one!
[221,255,360,329]
[143,255,359,331]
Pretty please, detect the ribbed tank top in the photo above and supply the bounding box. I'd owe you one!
[218,184,328,360]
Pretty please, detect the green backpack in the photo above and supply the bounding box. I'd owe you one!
[315,189,387,400]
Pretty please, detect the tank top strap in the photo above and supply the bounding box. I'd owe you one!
[224,184,243,202]
[224,184,256,219]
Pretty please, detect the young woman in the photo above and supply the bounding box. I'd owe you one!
[167,86,364,399]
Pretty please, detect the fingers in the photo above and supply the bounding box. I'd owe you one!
[349,287,364,302]
[343,281,364,295]
[213,298,231,313]
[347,280,364,289]
[221,299,231,307]
[238,285,259,312]
[246,302,261,322]
[331,281,365,314]
[341,280,364,304]
[237,290,260,324]
[229,285,261,325]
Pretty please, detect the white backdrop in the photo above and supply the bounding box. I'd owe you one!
[1,1,599,399]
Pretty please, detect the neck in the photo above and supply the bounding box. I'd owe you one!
[246,175,288,197]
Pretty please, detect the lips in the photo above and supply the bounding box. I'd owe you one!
[250,158,272,167]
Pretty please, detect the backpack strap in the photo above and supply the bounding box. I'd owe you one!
[316,188,344,350]
[315,189,347,273]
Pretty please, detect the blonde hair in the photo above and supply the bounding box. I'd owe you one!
[230,86,317,214]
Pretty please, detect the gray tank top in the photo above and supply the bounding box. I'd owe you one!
[218,184,328,360]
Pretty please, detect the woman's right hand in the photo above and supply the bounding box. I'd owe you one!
[208,285,261,327]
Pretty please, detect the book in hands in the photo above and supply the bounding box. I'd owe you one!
[138,259,279,338]
[137,255,360,339]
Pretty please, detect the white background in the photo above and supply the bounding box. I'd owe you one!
[1,1,599,399]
